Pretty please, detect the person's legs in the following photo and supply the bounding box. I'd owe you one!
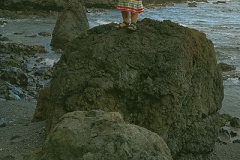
[119,11,129,27]
[128,12,138,30]
[130,12,138,23]
[122,11,129,23]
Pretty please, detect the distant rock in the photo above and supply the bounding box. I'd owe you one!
[0,67,28,87]
[38,32,51,37]
[0,0,188,11]
[188,2,197,7]
[0,118,6,127]
[32,84,51,122]
[0,43,47,55]
[218,62,236,72]
[24,110,173,160]
[0,36,9,41]
[213,1,227,4]
[218,118,240,144]
[50,1,89,50]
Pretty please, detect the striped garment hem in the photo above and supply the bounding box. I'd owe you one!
[117,6,144,13]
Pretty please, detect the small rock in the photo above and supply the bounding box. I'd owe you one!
[0,36,10,41]
[218,62,236,72]
[0,119,6,127]
[230,117,240,128]
[38,32,51,37]
[213,1,227,4]
[14,32,25,35]
[188,2,197,7]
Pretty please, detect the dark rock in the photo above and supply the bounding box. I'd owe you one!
[37,18,223,158]
[0,20,8,25]
[0,67,28,87]
[188,2,197,7]
[213,1,227,4]
[0,118,6,127]
[14,32,25,35]
[1,58,22,68]
[34,67,47,76]
[32,84,51,122]
[50,1,89,50]
[218,62,236,72]
[1,0,207,12]
[0,43,47,55]
[38,32,51,37]
[230,117,240,128]
[0,36,10,41]
[0,0,117,11]
[25,110,173,160]
[219,123,240,144]
[233,139,240,143]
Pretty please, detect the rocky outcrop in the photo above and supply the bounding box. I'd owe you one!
[0,0,66,11]
[36,18,224,158]
[0,43,47,55]
[24,110,173,160]
[0,0,204,12]
[218,62,236,72]
[32,84,51,122]
[50,2,89,50]
[217,114,240,144]
[0,42,55,100]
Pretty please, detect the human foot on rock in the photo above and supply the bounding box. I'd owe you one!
[115,21,129,29]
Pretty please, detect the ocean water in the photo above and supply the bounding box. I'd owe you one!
[0,0,239,118]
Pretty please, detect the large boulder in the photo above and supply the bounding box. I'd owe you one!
[24,110,173,160]
[39,18,223,158]
[50,2,89,50]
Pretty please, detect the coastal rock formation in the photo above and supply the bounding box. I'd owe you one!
[218,62,236,72]
[36,18,224,158]
[32,84,51,122]
[0,42,53,100]
[24,110,173,160]
[0,0,203,12]
[0,0,117,11]
[0,43,47,55]
[50,2,89,50]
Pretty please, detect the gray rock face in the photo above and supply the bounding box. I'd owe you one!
[0,0,66,11]
[50,2,89,50]
[24,110,173,160]
[37,18,223,158]
[0,0,118,11]
[0,0,192,12]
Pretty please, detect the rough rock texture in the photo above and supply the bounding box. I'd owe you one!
[24,110,173,160]
[38,18,223,158]
[0,0,66,11]
[50,2,89,50]
[32,84,51,122]
[0,43,47,55]
[218,62,236,72]
[0,41,54,100]
[0,0,192,11]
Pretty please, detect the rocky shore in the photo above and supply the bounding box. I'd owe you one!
[1,1,240,160]
[0,100,240,160]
